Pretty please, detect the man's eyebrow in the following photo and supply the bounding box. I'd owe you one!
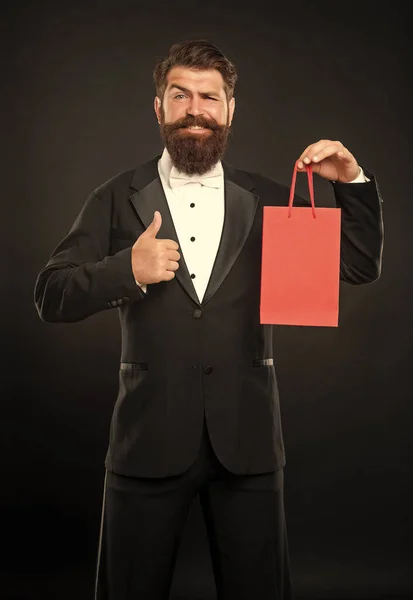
[168,84,220,97]
[169,84,190,94]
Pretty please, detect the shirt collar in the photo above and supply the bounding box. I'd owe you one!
[158,147,223,190]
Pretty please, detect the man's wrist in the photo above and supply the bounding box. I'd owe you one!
[347,166,370,183]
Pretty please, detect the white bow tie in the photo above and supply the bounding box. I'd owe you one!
[169,164,222,190]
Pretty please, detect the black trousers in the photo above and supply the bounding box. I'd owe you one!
[95,417,292,600]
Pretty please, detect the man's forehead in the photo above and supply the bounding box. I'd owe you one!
[166,67,225,91]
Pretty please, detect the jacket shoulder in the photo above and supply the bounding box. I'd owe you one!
[246,168,290,195]
[91,168,137,199]
[91,155,161,198]
[224,161,292,205]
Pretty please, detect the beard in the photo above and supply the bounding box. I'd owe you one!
[159,112,231,176]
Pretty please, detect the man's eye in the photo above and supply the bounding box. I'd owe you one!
[174,94,186,99]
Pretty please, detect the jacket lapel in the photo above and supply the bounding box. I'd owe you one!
[202,167,259,306]
[129,157,200,306]
[128,156,259,307]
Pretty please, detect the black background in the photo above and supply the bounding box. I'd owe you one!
[2,1,412,599]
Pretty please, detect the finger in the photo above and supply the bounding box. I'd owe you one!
[166,260,180,271]
[163,271,176,281]
[335,147,355,163]
[163,239,180,251]
[297,140,342,168]
[167,250,181,261]
[297,139,327,167]
[296,160,314,172]
[144,211,162,238]
[310,143,346,164]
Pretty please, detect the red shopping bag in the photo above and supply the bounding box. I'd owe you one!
[260,162,341,326]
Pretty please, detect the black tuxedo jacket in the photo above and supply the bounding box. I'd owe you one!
[35,156,384,477]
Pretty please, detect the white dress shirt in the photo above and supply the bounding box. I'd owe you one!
[136,148,369,299]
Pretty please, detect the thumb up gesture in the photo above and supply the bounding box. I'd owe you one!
[131,211,181,284]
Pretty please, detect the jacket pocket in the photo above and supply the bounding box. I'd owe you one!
[120,362,149,372]
[252,358,273,367]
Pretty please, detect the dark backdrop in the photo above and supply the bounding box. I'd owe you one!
[2,1,412,599]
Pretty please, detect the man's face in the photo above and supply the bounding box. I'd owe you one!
[154,66,235,175]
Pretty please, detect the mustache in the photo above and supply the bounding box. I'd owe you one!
[164,115,223,131]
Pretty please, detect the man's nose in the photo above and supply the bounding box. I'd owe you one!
[186,97,203,117]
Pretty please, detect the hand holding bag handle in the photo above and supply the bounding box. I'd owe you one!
[260,159,341,326]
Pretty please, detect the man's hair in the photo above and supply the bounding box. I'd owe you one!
[153,40,237,101]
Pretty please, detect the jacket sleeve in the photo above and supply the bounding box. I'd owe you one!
[34,190,146,323]
[332,169,384,284]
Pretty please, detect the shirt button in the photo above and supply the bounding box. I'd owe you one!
[191,274,196,279]
[203,365,213,375]
[190,236,195,242]
[193,309,202,319]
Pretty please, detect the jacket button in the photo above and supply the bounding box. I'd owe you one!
[193,309,202,318]
[203,365,213,375]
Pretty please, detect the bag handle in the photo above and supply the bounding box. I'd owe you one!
[288,161,316,219]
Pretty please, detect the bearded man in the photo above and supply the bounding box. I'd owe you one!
[34,39,383,600]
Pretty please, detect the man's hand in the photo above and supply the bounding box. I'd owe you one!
[297,140,361,183]
[131,211,181,284]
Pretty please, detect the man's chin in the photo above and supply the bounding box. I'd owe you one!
[162,123,229,175]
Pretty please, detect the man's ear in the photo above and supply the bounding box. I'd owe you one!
[154,96,161,124]
[228,96,235,127]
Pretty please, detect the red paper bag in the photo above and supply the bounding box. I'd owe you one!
[260,162,341,327]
